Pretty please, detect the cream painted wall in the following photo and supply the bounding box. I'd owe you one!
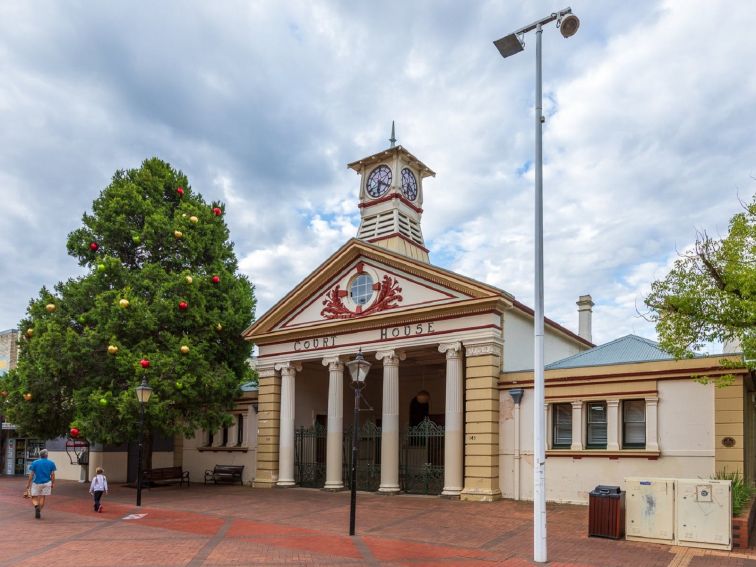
[500,379,716,504]
[183,405,259,485]
[502,311,583,372]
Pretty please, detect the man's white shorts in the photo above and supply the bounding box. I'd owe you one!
[30,482,52,496]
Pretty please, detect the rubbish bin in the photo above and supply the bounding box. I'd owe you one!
[589,485,625,539]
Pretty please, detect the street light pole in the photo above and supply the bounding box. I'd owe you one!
[136,397,145,507]
[349,379,360,535]
[493,8,580,563]
[345,350,371,537]
[135,372,153,508]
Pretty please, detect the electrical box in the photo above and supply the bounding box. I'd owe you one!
[676,479,731,550]
[625,478,675,543]
[624,477,733,551]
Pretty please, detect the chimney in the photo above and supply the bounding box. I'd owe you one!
[576,295,594,343]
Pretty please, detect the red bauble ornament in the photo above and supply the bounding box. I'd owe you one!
[177,187,184,197]
[178,301,188,311]
[212,275,220,284]
[89,242,99,251]
[70,428,79,438]
[212,207,222,216]
[140,358,150,369]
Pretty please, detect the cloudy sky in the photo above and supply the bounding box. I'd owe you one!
[1,0,754,350]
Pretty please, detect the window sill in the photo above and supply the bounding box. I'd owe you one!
[197,446,248,453]
[546,449,660,460]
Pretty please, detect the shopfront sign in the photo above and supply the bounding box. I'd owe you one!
[1,422,16,430]
[5,438,14,475]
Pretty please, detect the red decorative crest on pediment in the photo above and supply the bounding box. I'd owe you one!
[321,275,403,319]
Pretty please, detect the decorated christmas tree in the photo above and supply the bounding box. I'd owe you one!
[1,158,255,450]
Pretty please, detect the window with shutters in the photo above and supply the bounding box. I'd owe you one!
[552,403,572,449]
[586,401,607,449]
[623,399,646,449]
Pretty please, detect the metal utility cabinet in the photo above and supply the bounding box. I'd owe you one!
[625,477,732,551]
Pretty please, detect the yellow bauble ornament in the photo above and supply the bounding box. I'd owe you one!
[185,275,193,284]
[189,216,198,223]
[107,345,118,355]
[26,328,34,337]
[23,393,32,401]
[215,323,223,332]
[46,303,56,313]
[119,299,130,308]
[180,345,190,354]
[174,230,183,239]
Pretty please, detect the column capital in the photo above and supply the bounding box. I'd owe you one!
[606,399,620,408]
[570,400,583,409]
[438,341,463,359]
[322,356,344,372]
[256,365,278,379]
[375,349,406,365]
[645,396,659,406]
[274,361,302,376]
[463,341,502,358]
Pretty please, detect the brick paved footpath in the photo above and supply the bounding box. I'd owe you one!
[1,477,755,567]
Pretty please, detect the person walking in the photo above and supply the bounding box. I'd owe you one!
[26,448,56,519]
[89,467,108,512]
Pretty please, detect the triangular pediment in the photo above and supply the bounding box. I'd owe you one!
[244,239,513,343]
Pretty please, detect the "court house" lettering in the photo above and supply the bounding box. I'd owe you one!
[380,322,434,340]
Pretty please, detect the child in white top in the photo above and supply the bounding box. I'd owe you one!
[89,467,108,512]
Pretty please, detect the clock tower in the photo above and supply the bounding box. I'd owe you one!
[347,124,435,263]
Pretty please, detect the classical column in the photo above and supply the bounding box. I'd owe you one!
[440,342,464,497]
[570,401,583,451]
[461,341,503,502]
[645,397,659,452]
[606,400,620,451]
[323,356,344,490]
[254,366,281,487]
[276,361,301,487]
[376,349,405,493]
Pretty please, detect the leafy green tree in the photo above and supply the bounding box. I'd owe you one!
[1,158,255,450]
[644,193,755,368]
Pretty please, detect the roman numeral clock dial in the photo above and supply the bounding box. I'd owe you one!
[366,165,392,198]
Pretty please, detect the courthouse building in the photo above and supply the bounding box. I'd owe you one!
[13,139,756,504]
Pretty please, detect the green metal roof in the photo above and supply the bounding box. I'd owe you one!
[545,334,674,370]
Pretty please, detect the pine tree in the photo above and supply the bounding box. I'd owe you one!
[1,158,255,447]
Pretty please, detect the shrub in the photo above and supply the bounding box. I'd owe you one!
[714,469,754,516]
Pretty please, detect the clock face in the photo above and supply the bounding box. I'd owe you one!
[366,165,392,198]
[401,168,418,201]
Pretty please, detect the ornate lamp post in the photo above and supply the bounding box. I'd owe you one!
[345,350,371,536]
[135,369,153,507]
[493,8,580,563]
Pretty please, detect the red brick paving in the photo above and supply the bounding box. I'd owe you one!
[0,477,755,566]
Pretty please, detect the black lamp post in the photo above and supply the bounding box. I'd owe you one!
[345,350,371,536]
[135,375,153,507]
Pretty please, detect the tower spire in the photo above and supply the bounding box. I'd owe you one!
[389,121,396,148]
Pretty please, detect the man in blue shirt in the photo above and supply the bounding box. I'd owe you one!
[26,448,57,519]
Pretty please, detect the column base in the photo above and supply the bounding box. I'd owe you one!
[441,487,463,498]
[276,480,296,487]
[460,488,502,502]
[378,485,401,494]
[323,482,345,492]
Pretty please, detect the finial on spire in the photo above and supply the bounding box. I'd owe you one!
[389,121,396,148]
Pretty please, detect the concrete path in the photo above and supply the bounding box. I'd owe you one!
[1,477,754,566]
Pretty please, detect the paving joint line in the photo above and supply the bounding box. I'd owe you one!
[185,516,234,567]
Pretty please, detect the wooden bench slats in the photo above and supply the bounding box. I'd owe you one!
[143,466,190,488]
[204,464,244,486]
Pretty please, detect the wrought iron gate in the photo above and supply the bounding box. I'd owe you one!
[343,420,381,492]
[294,422,327,488]
[400,418,445,495]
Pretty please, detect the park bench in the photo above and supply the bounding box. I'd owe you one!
[204,464,244,485]
[143,466,190,488]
